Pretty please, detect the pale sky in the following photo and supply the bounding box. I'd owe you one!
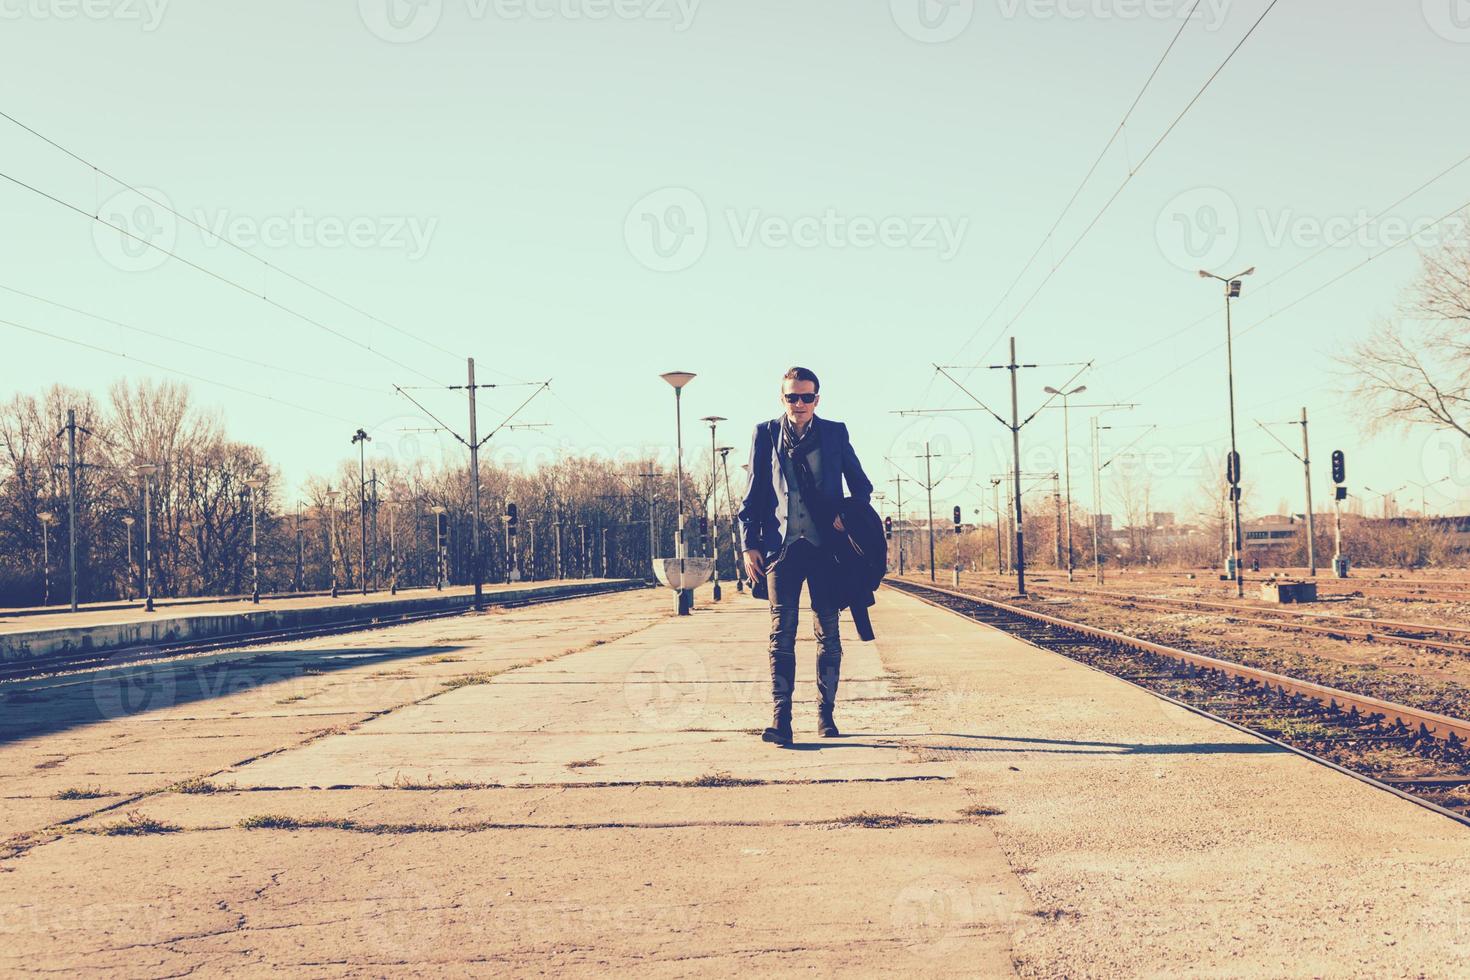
[2,0,1468,522]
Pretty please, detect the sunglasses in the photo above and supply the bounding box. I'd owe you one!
[783,393,817,404]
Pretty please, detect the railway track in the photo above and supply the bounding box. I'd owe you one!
[1055,569,1470,604]
[885,577,1470,827]
[944,573,1470,657]
[0,580,648,683]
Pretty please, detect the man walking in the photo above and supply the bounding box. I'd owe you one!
[738,367,873,747]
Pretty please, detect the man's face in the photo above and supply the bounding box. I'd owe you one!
[781,379,819,425]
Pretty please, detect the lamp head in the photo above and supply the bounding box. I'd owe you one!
[660,371,696,390]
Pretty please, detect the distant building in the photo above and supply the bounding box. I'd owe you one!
[1149,512,1176,528]
[1242,514,1304,553]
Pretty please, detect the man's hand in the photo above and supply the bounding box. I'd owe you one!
[832,515,845,532]
[744,548,765,584]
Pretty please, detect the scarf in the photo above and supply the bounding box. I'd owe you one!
[779,414,817,460]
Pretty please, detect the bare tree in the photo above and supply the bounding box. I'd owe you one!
[1341,240,1470,438]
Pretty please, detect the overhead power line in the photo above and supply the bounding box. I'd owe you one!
[0,107,533,381]
[0,314,358,425]
[0,280,385,395]
[0,166,450,387]
[959,0,1283,365]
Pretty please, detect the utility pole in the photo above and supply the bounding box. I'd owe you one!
[640,465,658,577]
[888,474,910,575]
[1092,418,1104,584]
[351,428,370,595]
[528,517,538,581]
[294,503,304,593]
[368,469,380,592]
[63,409,78,611]
[1053,472,1063,569]
[1255,407,1318,576]
[718,447,744,592]
[466,358,484,610]
[555,515,564,580]
[919,442,940,582]
[393,371,549,603]
[997,339,1032,596]
[702,416,726,601]
[990,478,1003,573]
[387,499,398,594]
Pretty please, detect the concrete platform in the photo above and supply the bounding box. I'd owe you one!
[1,586,1468,975]
[0,578,634,662]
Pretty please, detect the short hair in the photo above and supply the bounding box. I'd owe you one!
[781,366,820,393]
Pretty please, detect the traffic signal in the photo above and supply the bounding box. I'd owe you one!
[1226,450,1241,486]
[952,505,962,532]
[1331,450,1346,485]
[884,516,892,540]
[506,502,518,529]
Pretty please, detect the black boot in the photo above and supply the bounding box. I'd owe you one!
[762,650,795,747]
[814,608,842,738]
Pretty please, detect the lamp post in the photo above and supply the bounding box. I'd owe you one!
[701,415,726,602]
[244,477,264,603]
[1365,484,1406,520]
[38,510,56,606]
[133,463,159,612]
[325,487,342,597]
[122,515,136,600]
[1405,478,1448,518]
[1043,383,1087,581]
[1198,265,1255,598]
[660,371,696,615]
[351,428,371,595]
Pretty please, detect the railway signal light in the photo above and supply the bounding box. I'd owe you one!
[1331,450,1346,484]
[952,505,961,532]
[884,516,892,540]
[506,501,518,529]
[1226,451,1241,486]
[1336,486,1348,501]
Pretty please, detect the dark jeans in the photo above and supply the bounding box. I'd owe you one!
[764,540,842,713]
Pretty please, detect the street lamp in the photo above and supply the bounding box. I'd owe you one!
[1405,478,1448,518]
[660,371,696,615]
[133,463,160,612]
[1364,484,1407,520]
[701,415,726,602]
[122,515,136,600]
[1198,265,1255,598]
[430,505,448,590]
[324,487,342,597]
[244,477,265,603]
[37,510,57,606]
[1043,383,1087,581]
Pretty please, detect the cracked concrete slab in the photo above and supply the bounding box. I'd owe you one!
[8,582,1466,975]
